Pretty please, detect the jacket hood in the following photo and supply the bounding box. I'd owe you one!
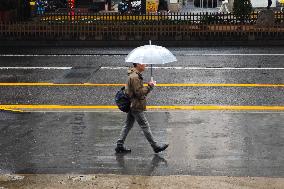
[128,67,139,76]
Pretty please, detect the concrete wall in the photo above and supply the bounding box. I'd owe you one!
[230,0,277,8]
[251,0,276,7]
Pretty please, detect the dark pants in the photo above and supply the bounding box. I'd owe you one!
[117,110,157,148]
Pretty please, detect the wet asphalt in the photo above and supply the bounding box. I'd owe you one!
[0,111,283,177]
[0,46,283,177]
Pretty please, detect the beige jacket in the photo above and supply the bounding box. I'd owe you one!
[125,67,152,111]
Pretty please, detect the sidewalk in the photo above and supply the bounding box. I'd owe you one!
[1,174,283,189]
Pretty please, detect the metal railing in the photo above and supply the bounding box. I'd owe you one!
[0,12,284,41]
[36,11,284,24]
[38,12,258,24]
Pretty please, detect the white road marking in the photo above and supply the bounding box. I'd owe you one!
[0,54,122,57]
[101,66,284,70]
[1,54,284,57]
[0,67,72,70]
[185,54,284,56]
[1,66,283,70]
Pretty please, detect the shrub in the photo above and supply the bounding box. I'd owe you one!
[233,0,252,23]
[200,14,224,24]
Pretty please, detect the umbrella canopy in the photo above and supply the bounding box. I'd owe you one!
[125,41,177,81]
[125,44,177,65]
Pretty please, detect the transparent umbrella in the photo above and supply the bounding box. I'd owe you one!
[125,40,177,81]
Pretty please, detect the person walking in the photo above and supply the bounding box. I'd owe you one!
[115,63,169,153]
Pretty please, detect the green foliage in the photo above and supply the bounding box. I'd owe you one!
[233,0,252,23]
[200,14,223,24]
[158,0,168,11]
[200,13,236,25]
[43,19,194,25]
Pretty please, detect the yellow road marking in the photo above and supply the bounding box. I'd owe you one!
[0,108,24,113]
[157,84,284,87]
[0,83,124,86]
[0,83,284,87]
[1,105,284,111]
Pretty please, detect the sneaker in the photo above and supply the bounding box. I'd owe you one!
[115,146,131,153]
[153,144,169,153]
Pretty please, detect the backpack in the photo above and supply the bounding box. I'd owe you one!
[115,86,131,113]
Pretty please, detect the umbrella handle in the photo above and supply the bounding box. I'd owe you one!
[151,64,153,77]
[150,64,154,82]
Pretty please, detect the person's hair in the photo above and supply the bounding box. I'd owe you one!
[133,63,137,67]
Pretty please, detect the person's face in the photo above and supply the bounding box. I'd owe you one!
[136,64,146,72]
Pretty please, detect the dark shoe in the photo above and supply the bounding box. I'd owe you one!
[115,146,131,153]
[153,144,169,153]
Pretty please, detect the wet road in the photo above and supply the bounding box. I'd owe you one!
[0,111,283,177]
[0,47,283,177]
